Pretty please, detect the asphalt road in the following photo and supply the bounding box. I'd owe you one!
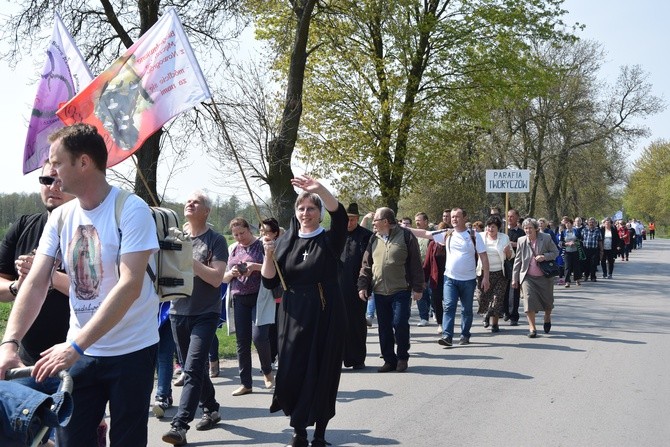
[146,238,670,446]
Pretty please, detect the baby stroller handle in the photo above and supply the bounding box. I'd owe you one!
[5,367,73,394]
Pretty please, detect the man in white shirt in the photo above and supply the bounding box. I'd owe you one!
[407,208,490,346]
[0,123,159,446]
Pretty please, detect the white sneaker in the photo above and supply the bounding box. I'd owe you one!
[436,326,443,334]
[417,319,429,327]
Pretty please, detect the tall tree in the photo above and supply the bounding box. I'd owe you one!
[477,41,664,221]
[239,0,320,225]
[293,0,571,212]
[2,0,244,204]
[624,140,670,223]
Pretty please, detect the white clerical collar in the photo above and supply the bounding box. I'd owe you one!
[298,226,325,238]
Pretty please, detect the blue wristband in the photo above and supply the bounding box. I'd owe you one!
[70,340,84,355]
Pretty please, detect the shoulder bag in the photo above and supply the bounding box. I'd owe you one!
[531,238,560,278]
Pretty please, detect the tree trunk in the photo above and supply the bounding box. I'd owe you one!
[266,0,317,226]
[377,2,436,213]
[134,129,162,206]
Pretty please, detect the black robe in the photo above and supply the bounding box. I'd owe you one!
[339,224,372,367]
[263,204,348,428]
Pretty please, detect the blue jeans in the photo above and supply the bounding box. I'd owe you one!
[57,344,157,447]
[156,321,176,399]
[170,313,220,430]
[0,378,72,447]
[233,293,272,388]
[416,287,432,321]
[375,290,411,365]
[366,294,376,319]
[442,277,476,339]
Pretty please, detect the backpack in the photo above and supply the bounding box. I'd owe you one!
[59,189,193,302]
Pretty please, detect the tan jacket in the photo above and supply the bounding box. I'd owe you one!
[512,231,559,285]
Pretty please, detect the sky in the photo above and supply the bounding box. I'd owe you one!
[0,0,667,203]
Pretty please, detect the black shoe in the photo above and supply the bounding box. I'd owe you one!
[289,434,309,447]
[352,363,365,370]
[491,325,500,333]
[527,331,537,338]
[503,313,510,322]
[152,395,173,418]
[510,320,519,326]
[311,438,332,447]
[195,410,220,431]
[459,336,470,346]
[438,336,453,347]
[483,315,490,328]
[377,363,396,373]
[544,322,552,334]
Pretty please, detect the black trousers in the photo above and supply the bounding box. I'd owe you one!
[503,279,520,322]
[584,247,601,280]
[601,249,616,276]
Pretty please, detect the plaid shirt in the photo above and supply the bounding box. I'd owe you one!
[581,226,603,249]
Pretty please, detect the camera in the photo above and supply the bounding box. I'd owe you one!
[237,262,248,274]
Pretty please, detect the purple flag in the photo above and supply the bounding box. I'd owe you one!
[22,13,93,174]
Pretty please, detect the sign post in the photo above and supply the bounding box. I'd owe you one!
[486,169,531,235]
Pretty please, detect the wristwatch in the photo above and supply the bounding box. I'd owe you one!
[9,281,18,297]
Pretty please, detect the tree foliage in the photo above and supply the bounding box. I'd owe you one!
[291,0,573,212]
[624,140,670,223]
[400,39,663,223]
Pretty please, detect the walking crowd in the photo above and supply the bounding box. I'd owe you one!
[0,124,657,447]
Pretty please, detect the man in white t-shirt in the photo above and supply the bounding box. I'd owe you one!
[0,123,159,446]
[408,208,490,347]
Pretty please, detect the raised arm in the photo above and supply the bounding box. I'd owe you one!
[291,175,338,212]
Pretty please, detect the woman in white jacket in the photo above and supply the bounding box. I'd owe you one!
[475,215,513,333]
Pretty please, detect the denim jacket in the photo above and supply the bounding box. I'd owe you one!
[0,379,73,446]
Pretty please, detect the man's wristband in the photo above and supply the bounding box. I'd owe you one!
[69,340,85,356]
[0,339,20,350]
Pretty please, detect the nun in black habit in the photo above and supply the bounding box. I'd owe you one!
[261,175,348,447]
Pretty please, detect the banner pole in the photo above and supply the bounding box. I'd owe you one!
[132,155,160,207]
[206,99,287,291]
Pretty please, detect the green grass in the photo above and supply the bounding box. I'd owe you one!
[0,302,11,337]
[1,302,237,359]
[215,324,238,359]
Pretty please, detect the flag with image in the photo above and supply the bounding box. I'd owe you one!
[23,12,93,174]
[56,8,211,167]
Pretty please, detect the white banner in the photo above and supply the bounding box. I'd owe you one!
[58,8,211,167]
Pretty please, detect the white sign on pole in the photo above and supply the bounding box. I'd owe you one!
[485,169,530,193]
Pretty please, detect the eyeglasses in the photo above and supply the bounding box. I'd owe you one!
[38,176,56,186]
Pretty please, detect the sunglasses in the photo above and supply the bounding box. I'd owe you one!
[38,176,56,186]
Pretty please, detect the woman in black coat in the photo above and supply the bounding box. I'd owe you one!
[600,218,621,278]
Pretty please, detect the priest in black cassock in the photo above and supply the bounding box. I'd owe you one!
[339,203,373,369]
